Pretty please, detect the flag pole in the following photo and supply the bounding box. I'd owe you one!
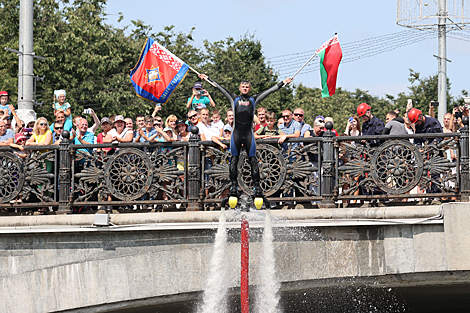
[188,66,217,88]
[290,52,318,79]
[290,33,338,79]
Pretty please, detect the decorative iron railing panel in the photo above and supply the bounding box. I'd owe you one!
[0,146,57,208]
[0,122,468,213]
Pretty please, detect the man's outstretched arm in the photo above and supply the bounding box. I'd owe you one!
[254,77,293,104]
[198,74,236,104]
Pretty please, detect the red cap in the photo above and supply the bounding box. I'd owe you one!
[0,91,9,98]
[14,133,27,143]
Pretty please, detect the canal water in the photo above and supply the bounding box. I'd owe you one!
[109,283,470,312]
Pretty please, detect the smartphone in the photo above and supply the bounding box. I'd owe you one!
[431,101,439,107]
[348,117,354,123]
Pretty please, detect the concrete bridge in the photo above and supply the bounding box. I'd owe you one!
[1,203,470,312]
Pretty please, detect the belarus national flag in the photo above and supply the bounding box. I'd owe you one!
[130,37,189,103]
[316,35,342,98]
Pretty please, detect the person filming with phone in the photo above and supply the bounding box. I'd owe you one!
[186,82,216,111]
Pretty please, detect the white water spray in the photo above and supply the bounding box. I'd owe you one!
[255,209,281,313]
[198,208,230,313]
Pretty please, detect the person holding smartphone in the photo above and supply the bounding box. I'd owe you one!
[186,82,215,111]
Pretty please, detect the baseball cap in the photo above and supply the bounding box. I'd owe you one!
[100,117,111,124]
[223,124,232,132]
[196,103,206,110]
[175,119,186,127]
[14,133,27,143]
[0,91,9,97]
[114,115,125,122]
[163,127,172,132]
[193,82,203,89]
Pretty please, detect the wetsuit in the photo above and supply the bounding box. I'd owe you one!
[208,78,285,195]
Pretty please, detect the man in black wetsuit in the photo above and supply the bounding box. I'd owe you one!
[199,74,293,197]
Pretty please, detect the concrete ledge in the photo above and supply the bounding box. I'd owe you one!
[0,205,443,228]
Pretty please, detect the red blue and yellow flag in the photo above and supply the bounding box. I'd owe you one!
[130,37,189,103]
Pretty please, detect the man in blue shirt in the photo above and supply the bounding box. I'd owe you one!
[50,109,73,132]
[293,108,312,138]
[0,120,14,146]
[279,109,301,152]
[73,118,95,155]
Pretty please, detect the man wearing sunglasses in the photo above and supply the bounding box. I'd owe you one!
[198,73,293,197]
[187,110,201,134]
[52,122,65,145]
[279,109,301,151]
[50,109,73,133]
[293,108,312,137]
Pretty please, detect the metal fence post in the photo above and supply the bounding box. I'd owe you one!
[58,131,72,214]
[187,127,201,211]
[460,117,469,201]
[320,121,336,208]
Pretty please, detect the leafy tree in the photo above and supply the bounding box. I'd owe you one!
[200,34,293,116]
[291,84,394,132]
[392,69,452,115]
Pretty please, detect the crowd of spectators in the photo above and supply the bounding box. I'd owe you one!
[0,83,468,211]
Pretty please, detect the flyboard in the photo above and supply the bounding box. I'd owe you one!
[220,190,271,313]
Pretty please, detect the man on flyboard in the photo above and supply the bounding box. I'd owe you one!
[199,74,293,198]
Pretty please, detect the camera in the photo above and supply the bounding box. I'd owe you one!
[198,90,205,95]
[348,117,354,123]
[430,101,439,107]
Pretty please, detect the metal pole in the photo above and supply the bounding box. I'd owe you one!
[437,0,447,123]
[18,0,36,124]
[240,216,249,313]
[291,52,318,79]
[187,127,201,211]
[58,131,72,214]
[460,117,470,202]
[320,121,336,208]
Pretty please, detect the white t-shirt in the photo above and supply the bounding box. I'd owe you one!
[107,128,133,143]
[196,122,213,141]
[211,120,224,130]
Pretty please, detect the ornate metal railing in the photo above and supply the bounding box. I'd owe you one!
[0,119,469,213]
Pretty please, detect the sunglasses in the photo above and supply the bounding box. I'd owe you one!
[39,123,47,126]
[55,127,63,130]
[294,113,304,117]
[188,114,198,119]
[145,121,153,124]
[282,115,291,119]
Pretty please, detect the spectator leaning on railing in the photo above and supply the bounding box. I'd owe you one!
[0,119,14,146]
[103,115,134,144]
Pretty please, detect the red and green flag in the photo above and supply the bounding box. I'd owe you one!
[316,35,342,98]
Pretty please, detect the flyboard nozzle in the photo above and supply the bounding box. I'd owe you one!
[254,197,263,210]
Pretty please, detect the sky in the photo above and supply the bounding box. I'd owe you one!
[104,0,470,100]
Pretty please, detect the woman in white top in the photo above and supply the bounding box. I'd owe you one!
[103,115,133,144]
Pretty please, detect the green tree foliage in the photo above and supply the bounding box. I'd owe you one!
[200,34,293,115]
[391,69,453,115]
[291,85,394,132]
